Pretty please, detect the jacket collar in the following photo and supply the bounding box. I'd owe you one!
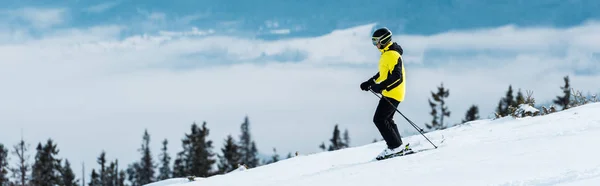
[379,42,393,54]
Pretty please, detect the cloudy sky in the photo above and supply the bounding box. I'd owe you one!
[1,0,599,181]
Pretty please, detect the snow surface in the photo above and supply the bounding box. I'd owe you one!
[144,178,202,186]
[145,103,600,186]
[518,103,540,114]
[513,104,541,118]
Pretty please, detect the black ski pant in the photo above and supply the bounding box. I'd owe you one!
[373,96,403,149]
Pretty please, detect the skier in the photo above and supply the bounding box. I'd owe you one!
[360,27,411,159]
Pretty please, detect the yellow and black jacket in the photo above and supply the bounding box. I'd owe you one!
[370,42,406,102]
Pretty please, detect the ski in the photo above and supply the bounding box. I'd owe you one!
[375,147,436,161]
[375,135,445,161]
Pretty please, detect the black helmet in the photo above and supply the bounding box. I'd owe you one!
[372,27,392,49]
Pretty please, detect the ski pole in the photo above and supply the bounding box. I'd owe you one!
[370,90,438,149]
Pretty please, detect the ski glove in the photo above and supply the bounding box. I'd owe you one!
[360,80,375,91]
[370,83,384,93]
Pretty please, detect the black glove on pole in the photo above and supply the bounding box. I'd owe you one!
[370,90,438,149]
[360,80,374,91]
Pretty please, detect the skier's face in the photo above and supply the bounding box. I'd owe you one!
[372,37,379,47]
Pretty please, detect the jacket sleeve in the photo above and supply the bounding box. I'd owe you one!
[375,52,403,89]
[370,73,380,81]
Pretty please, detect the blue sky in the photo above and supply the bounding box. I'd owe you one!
[4,0,600,38]
[1,0,600,182]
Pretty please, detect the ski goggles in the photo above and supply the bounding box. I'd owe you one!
[372,37,379,46]
[372,34,391,46]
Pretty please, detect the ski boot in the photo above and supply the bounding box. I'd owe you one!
[375,143,413,160]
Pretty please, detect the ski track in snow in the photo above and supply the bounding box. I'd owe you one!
[145,103,600,186]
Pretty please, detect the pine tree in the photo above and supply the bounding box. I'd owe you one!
[60,159,78,186]
[10,139,30,186]
[327,124,344,151]
[113,160,121,186]
[426,82,450,130]
[516,89,525,105]
[318,142,326,151]
[106,159,124,186]
[496,85,516,116]
[104,160,118,186]
[171,153,185,178]
[506,85,516,109]
[89,169,101,186]
[31,139,62,186]
[190,122,216,177]
[269,148,279,164]
[140,130,156,184]
[0,144,9,186]
[126,163,140,186]
[462,105,480,124]
[342,129,350,148]
[238,116,260,168]
[118,170,126,186]
[157,139,172,181]
[95,152,121,186]
[175,121,216,177]
[495,100,503,118]
[286,152,293,159]
[97,151,107,185]
[217,135,241,174]
[426,98,439,130]
[249,142,258,166]
[128,129,156,185]
[554,76,571,110]
[438,84,451,127]
[30,143,43,185]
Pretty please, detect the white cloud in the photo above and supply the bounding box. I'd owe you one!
[159,27,215,37]
[396,20,600,65]
[265,20,280,28]
[270,29,291,35]
[148,12,166,21]
[3,7,67,29]
[1,20,600,180]
[175,13,210,25]
[84,2,119,13]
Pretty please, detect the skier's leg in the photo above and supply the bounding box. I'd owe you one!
[373,97,402,149]
[389,119,403,145]
[387,101,403,146]
[373,98,394,148]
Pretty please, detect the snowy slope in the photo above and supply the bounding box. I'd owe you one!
[146,103,600,186]
[144,178,201,186]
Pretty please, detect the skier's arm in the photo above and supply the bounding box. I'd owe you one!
[370,73,380,82]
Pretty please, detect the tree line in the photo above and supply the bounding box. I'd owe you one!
[424,75,597,130]
[0,116,322,186]
[0,137,79,186]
